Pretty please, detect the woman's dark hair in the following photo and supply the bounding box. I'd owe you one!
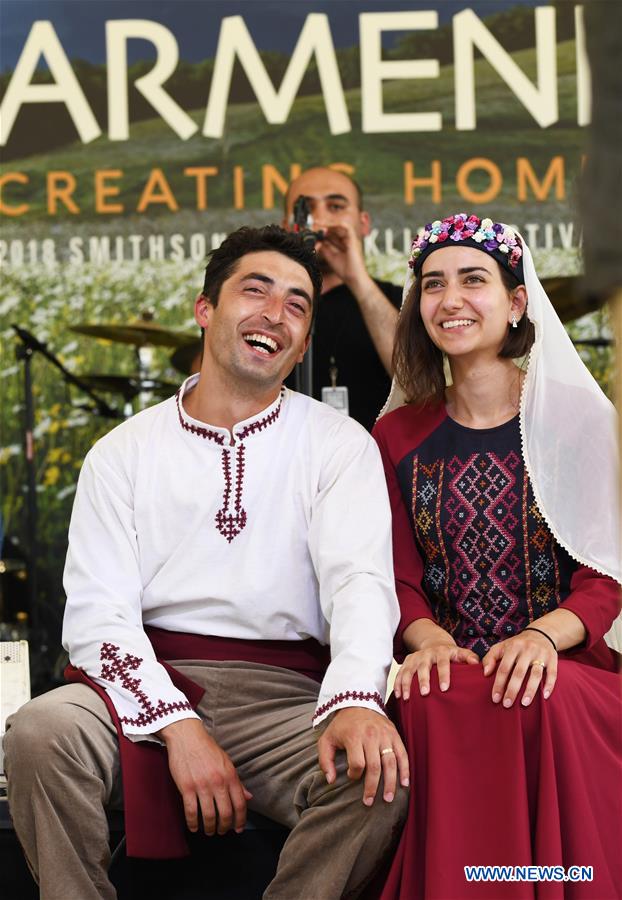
[202,224,322,319]
[393,262,536,407]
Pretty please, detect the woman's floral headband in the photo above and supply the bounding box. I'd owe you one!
[409,213,524,280]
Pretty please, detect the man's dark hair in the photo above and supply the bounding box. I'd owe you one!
[202,225,322,322]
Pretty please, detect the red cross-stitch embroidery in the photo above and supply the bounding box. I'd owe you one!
[237,397,283,439]
[175,391,225,444]
[215,444,248,543]
[99,643,192,727]
[176,387,283,543]
[313,690,386,723]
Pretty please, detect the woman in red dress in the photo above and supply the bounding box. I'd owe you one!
[373,214,621,899]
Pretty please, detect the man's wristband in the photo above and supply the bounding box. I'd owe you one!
[523,626,557,652]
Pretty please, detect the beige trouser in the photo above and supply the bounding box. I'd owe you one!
[4,660,408,900]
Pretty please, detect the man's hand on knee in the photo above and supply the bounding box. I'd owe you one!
[159,719,252,835]
[317,709,409,807]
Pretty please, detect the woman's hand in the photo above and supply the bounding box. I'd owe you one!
[394,640,480,700]
[481,630,558,707]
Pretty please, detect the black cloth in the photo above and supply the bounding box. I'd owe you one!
[286,279,402,432]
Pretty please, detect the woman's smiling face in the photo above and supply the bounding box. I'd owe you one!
[418,245,523,359]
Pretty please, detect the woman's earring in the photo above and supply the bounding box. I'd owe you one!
[511,313,518,328]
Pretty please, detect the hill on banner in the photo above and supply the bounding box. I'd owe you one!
[0,0,575,162]
[2,40,584,225]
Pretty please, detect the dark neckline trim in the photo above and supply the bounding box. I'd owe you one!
[175,389,226,444]
[444,411,519,435]
[236,395,283,439]
[175,380,284,445]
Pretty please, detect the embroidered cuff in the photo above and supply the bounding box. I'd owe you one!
[99,641,195,735]
[124,707,200,743]
[119,699,194,729]
[312,690,386,727]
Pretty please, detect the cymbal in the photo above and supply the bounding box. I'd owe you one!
[71,321,198,348]
[78,375,177,400]
[170,341,202,376]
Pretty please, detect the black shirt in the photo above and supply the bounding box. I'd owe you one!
[286,279,402,432]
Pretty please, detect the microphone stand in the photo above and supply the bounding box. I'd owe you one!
[12,326,122,420]
[14,330,39,629]
[11,325,122,636]
[293,226,318,398]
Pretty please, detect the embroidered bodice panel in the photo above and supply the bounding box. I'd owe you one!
[395,416,578,657]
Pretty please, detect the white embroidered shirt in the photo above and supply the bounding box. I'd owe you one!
[62,378,399,739]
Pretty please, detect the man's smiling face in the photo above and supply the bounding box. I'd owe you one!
[196,250,313,392]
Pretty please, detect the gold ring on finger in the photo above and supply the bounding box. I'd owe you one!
[531,660,546,668]
[380,747,395,756]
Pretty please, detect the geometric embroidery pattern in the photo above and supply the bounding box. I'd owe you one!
[215,444,248,543]
[99,643,192,727]
[237,401,283,439]
[313,690,386,723]
[176,388,284,544]
[409,445,563,656]
[176,390,225,445]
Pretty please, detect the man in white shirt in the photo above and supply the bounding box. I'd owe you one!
[4,225,408,900]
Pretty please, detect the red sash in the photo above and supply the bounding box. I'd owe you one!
[65,629,329,858]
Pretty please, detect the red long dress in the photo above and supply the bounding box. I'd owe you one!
[373,403,621,900]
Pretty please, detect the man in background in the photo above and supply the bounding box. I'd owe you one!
[284,167,401,431]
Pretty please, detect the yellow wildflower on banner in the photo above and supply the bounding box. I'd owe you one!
[43,466,61,487]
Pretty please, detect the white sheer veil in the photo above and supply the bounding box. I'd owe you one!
[518,239,620,584]
[380,229,621,646]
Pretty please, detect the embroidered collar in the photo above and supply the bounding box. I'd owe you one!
[175,375,285,445]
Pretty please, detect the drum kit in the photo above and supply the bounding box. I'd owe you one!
[68,312,202,413]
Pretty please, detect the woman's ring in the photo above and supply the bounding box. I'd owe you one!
[531,660,545,668]
[381,747,395,756]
